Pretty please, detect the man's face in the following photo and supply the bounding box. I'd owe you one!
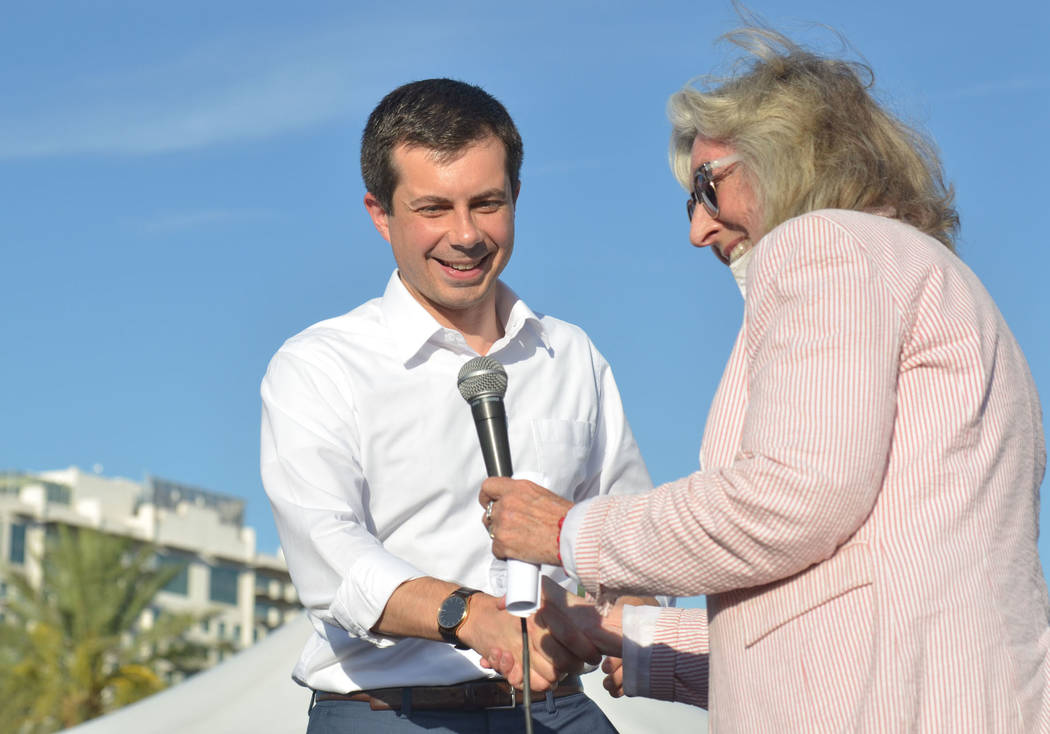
[365,136,517,329]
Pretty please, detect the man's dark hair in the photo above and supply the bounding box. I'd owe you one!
[361,78,524,213]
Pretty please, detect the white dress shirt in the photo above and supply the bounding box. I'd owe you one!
[260,271,652,694]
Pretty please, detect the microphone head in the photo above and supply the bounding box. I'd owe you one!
[457,356,508,403]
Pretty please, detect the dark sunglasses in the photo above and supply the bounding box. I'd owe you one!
[686,154,742,222]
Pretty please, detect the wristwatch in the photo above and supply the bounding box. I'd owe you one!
[437,587,480,649]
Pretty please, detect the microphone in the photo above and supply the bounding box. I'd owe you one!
[458,356,539,734]
[457,356,539,617]
[457,355,512,478]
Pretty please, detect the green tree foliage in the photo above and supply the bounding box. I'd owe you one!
[0,526,225,733]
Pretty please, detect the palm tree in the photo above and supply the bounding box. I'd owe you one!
[0,526,223,733]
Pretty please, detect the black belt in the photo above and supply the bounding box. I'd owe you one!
[313,677,583,711]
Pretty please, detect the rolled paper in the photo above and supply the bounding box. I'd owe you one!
[505,559,541,617]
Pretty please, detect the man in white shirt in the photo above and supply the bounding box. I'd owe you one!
[260,78,652,733]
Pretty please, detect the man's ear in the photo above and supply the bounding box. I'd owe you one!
[364,192,391,243]
[512,180,521,206]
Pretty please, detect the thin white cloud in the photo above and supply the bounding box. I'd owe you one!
[0,26,372,159]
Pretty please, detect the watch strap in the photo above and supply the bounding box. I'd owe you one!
[438,587,480,649]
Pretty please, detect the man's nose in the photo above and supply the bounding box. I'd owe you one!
[450,209,481,245]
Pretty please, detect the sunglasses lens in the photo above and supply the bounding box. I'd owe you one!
[702,184,718,217]
[692,169,719,219]
[687,198,695,221]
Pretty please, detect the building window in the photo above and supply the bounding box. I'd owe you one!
[157,553,190,596]
[44,482,71,505]
[209,565,239,605]
[9,522,26,565]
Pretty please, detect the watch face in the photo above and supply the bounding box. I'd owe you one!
[438,594,468,628]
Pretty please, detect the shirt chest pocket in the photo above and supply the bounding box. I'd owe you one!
[528,418,594,496]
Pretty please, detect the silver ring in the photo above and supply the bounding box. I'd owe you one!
[485,499,494,524]
[488,527,495,540]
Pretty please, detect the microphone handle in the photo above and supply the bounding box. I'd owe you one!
[470,397,513,478]
[470,394,534,732]
[469,392,535,731]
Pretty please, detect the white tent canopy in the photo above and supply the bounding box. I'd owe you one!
[63,615,708,733]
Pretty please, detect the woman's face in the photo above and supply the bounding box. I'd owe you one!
[688,136,764,264]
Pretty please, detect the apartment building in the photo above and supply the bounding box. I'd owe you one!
[0,467,301,658]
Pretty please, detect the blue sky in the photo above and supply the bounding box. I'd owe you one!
[3,1,1048,601]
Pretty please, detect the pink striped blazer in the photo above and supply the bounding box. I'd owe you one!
[575,210,1049,732]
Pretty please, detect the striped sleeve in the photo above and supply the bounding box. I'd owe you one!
[574,212,901,597]
[648,607,710,708]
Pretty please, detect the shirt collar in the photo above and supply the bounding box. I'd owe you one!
[379,271,549,365]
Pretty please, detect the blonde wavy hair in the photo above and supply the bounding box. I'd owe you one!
[669,27,959,249]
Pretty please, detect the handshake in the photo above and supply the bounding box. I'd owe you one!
[472,475,650,697]
[473,574,640,698]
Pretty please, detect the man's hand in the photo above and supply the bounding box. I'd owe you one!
[480,478,572,566]
[539,580,627,658]
[478,577,627,685]
[457,592,587,691]
[602,657,626,698]
[372,577,602,692]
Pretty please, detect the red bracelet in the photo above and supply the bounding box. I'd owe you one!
[556,514,566,564]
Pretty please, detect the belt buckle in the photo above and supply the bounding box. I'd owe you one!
[486,684,517,710]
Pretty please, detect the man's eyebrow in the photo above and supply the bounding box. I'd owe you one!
[406,189,508,207]
[406,195,452,207]
[470,188,509,201]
